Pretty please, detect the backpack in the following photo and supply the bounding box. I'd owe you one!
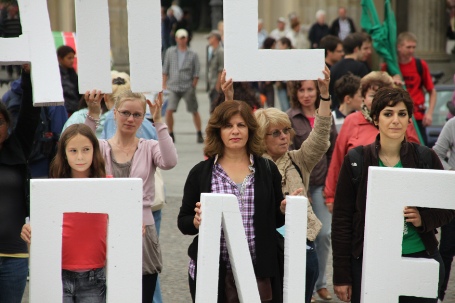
[347,142,433,192]
[29,107,57,164]
[415,58,424,89]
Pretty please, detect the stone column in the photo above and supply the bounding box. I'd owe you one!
[210,0,223,30]
[406,0,449,61]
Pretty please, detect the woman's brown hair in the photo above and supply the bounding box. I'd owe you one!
[204,100,263,158]
[289,80,320,109]
[50,124,106,178]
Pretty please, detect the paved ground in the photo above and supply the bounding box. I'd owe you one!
[2,32,452,302]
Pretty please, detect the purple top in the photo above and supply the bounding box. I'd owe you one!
[189,155,256,278]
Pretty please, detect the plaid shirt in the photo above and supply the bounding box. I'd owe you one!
[189,155,256,279]
[163,46,200,92]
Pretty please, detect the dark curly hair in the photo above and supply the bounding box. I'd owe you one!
[369,87,414,127]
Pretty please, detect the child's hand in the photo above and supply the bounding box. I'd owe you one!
[142,224,146,237]
[20,224,31,244]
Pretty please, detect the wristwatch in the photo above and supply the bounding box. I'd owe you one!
[320,95,331,101]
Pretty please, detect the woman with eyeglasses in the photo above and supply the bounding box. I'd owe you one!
[286,70,338,302]
[85,89,177,303]
[252,66,333,303]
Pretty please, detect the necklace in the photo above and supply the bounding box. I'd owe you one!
[111,140,137,157]
[379,151,398,167]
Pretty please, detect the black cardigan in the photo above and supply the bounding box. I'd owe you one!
[177,155,285,301]
[0,72,40,254]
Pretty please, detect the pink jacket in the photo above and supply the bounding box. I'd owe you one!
[87,119,178,225]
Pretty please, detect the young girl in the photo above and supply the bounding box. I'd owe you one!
[21,123,108,303]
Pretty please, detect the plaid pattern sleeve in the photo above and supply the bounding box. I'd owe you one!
[163,46,200,92]
[189,155,256,279]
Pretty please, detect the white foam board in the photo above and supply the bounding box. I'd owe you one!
[29,178,142,303]
[224,0,324,81]
[362,167,455,302]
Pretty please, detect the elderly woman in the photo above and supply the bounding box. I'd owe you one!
[0,67,40,303]
[178,100,298,302]
[254,67,332,303]
[86,90,177,303]
[332,87,455,303]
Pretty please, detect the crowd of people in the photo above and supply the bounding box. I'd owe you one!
[0,2,455,303]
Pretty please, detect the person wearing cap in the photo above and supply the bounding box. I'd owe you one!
[163,28,203,143]
[206,30,224,112]
[270,17,288,41]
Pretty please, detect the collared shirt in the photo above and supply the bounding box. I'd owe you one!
[338,19,351,40]
[163,46,200,92]
[207,45,224,91]
[189,154,256,278]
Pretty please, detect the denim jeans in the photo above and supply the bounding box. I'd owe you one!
[277,88,290,112]
[439,218,455,300]
[306,241,319,303]
[351,251,444,303]
[152,210,163,303]
[0,257,28,303]
[62,267,106,303]
[309,185,332,291]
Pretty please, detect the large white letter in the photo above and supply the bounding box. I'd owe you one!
[75,0,112,93]
[283,196,308,302]
[196,193,260,303]
[0,0,63,106]
[127,0,163,93]
[196,193,308,302]
[75,0,163,94]
[29,178,143,303]
[362,167,455,302]
[224,0,324,81]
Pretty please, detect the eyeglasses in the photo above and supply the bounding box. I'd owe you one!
[266,127,291,138]
[117,110,144,119]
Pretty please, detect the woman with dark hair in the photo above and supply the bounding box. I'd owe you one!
[178,100,299,302]
[0,65,40,303]
[332,87,455,303]
[324,71,420,208]
[286,78,338,301]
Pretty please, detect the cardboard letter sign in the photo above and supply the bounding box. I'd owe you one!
[224,0,324,81]
[29,178,143,303]
[363,167,455,302]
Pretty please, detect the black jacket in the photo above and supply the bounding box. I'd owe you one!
[329,17,356,38]
[0,72,40,254]
[177,156,285,302]
[332,135,455,285]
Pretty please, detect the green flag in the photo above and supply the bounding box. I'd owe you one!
[361,0,400,76]
[361,0,424,145]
